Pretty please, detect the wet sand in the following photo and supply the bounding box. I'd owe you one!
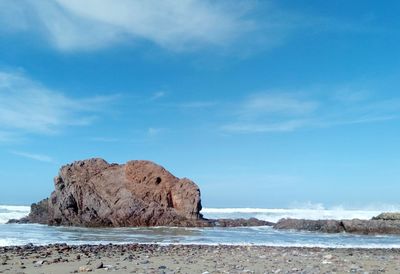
[1,243,399,274]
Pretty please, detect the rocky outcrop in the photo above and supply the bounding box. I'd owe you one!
[341,219,400,234]
[45,158,204,227]
[274,217,400,235]
[207,218,273,227]
[273,219,345,233]
[9,158,271,228]
[372,212,400,221]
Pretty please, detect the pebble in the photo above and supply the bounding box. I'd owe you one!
[1,244,400,274]
[78,266,92,272]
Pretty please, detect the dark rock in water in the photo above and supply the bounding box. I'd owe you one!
[342,219,400,234]
[9,158,269,228]
[372,212,400,221]
[273,218,345,233]
[274,217,400,235]
[209,218,273,227]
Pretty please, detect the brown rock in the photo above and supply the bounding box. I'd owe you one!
[209,218,273,227]
[273,218,345,233]
[10,158,270,228]
[342,219,400,235]
[45,158,203,227]
[274,218,400,235]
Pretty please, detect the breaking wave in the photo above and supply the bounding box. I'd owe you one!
[0,205,30,224]
[201,204,400,223]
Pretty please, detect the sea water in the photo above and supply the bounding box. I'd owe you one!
[1,205,400,248]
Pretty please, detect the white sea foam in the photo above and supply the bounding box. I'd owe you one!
[2,204,400,248]
[0,205,30,224]
[201,205,398,223]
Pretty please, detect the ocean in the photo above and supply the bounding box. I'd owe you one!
[1,205,400,248]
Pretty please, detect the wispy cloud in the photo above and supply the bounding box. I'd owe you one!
[10,151,54,163]
[222,119,309,133]
[0,0,257,52]
[88,137,121,143]
[222,90,400,134]
[0,1,377,54]
[150,91,166,101]
[0,71,116,139]
[178,101,217,109]
[240,93,318,116]
[147,127,163,137]
[0,131,16,142]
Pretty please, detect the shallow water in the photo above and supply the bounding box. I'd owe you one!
[1,205,400,248]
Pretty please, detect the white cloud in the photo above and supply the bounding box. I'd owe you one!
[222,91,400,134]
[178,101,217,108]
[0,131,16,142]
[0,71,116,138]
[89,137,121,143]
[0,0,375,54]
[148,127,163,137]
[221,119,308,133]
[241,93,318,116]
[150,91,166,100]
[0,0,256,52]
[10,151,54,163]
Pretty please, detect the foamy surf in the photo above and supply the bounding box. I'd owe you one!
[1,205,400,248]
[201,207,385,223]
[0,205,30,224]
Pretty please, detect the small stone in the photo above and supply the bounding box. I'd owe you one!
[103,264,114,270]
[96,262,103,269]
[78,266,92,272]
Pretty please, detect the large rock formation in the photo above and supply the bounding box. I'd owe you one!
[46,158,204,227]
[9,158,272,228]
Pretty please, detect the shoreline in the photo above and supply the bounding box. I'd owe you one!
[2,243,400,273]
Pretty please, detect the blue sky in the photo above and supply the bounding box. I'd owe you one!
[0,0,400,208]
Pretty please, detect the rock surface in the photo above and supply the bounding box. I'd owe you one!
[274,218,400,235]
[9,158,271,228]
[273,219,345,233]
[372,212,400,221]
[47,158,203,227]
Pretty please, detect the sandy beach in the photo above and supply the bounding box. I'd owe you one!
[1,243,399,274]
